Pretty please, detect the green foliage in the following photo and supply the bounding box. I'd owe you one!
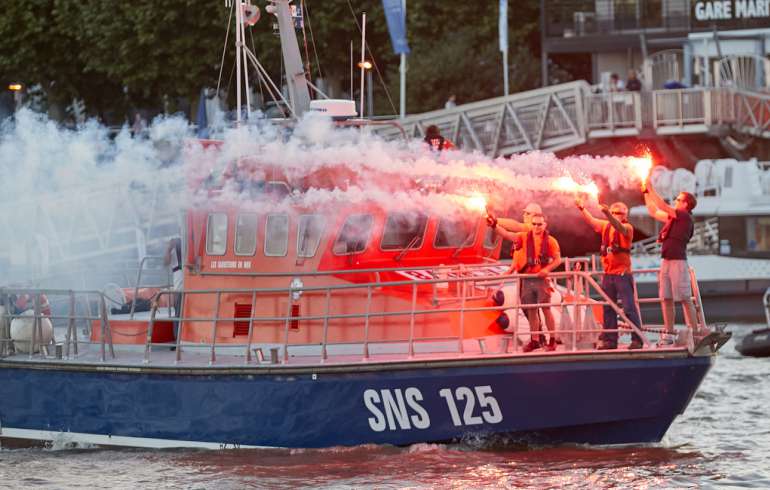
[0,0,548,121]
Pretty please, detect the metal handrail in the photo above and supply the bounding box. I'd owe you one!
[1,262,709,364]
[130,255,171,319]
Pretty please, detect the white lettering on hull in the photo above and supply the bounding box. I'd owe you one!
[363,385,503,432]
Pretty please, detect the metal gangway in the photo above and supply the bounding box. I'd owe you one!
[373,82,770,157]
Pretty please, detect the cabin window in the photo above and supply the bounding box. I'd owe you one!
[297,214,325,258]
[434,218,476,248]
[206,213,228,256]
[381,212,428,250]
[235,214,258,256]
[333,214,373,255]
[483,228,500,249]
[265,214,289,257]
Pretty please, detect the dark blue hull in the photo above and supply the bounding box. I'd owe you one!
[0,354,713,448]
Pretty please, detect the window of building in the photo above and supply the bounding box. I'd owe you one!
[234,214,258,256]
[265,214,289,257]
[747,217,770,252]
[297,214,325,258]
[206,213,228,256]
[333,214,373,255]
[434,218,476,248]
[381,212,428,250]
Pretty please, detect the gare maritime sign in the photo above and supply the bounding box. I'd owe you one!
[694,0,770,21]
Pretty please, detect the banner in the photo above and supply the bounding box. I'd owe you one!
[382,0,410,55]
[499,0,508,53]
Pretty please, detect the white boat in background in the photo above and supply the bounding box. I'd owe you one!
[631,158,770,321]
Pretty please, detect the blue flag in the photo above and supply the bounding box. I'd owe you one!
[499,0,508,53]
[382,0,410,55]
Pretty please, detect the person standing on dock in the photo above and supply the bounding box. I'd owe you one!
[576,198,643,350]
[642,180,699,340]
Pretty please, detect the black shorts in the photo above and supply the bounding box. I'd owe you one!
[519,278,549,309]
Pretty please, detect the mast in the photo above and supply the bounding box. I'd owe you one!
[268,0,312,117]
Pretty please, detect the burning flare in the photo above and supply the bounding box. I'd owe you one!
[552,176,599,200]
[628,153,653,182]
[465,193,488,213]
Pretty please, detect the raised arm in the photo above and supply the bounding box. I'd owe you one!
[491,223,520,242]
[643,177,675,222]
[600,205,633,240]
[496,217,530,232]
[575,196,604,233]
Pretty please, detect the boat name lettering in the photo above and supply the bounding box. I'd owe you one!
[363,388,430,432]
[210,260,252,269]
[363,386,502,432]
[439,386,503,426]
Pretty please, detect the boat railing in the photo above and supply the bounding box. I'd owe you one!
[0,262,708,365]
[129,255,173,319]
[0,287,114,361]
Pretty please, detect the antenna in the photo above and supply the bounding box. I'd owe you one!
[359,12,366,117]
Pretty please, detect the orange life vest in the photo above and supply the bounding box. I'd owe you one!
[512,230,555,274]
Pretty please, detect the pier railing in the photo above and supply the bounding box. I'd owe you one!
[0,260,709,365]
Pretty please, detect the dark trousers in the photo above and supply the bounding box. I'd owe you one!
[600,274,642,345]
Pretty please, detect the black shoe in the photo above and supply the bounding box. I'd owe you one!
[628,340,644,350]
[545,337,557,352]
[523,340,541,353]
[596,341,617,350]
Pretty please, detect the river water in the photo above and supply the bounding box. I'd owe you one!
[1,324,768,489]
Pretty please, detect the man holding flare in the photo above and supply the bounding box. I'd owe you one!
[576,197,644,349]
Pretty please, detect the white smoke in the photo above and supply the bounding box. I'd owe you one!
[0,109,647,286]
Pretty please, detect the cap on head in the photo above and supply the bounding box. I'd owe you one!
[523,203,543,216]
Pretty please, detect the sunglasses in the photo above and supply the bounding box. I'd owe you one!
[531,222,545,227]
[611,211,626,216]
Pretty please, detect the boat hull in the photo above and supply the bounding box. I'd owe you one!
[0,354,713,449]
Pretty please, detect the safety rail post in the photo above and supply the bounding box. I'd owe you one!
[0,289,7,357]
[130,256,149,320]
[283,288,293,363]
[512,277,521,353]
[101,295,115,359]
[174,290,184,362]
[209,291,221,365]
[29,294,41,360]
[64,290,77,358]
[143,301,159,364]
[678,90,684,128]
[408,282,417,358]
[571,271,579,352]
[245,290,257,364]
[457,276,466,354]
[689,267,708,332]
[363,285,372,360]
[321,288,331,361]
[99,294,106,362]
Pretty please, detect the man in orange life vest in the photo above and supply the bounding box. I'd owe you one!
[576,197,643,349]
[488,203,560,344]
[490,212,562,352]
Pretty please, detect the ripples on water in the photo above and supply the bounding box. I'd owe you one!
[1,325,768,489]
